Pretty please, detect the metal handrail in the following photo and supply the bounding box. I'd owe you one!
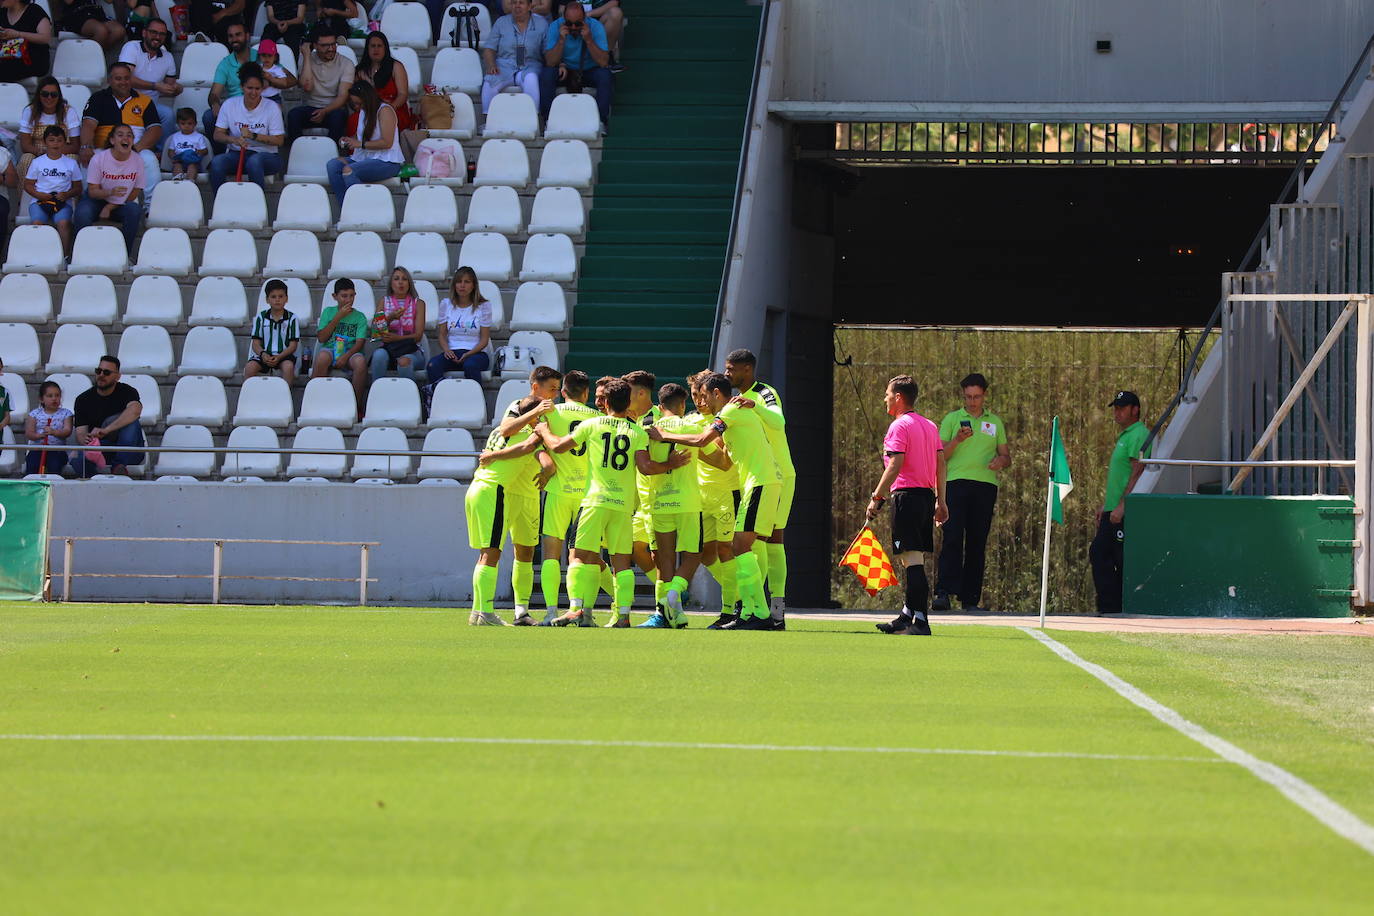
[708,0,772,363]
[1139,457,1357,497]
[1142,29,1374,456]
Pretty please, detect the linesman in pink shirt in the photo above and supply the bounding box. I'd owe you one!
[865,375,947,636]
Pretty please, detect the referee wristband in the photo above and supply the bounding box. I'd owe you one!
[870,495,886,504]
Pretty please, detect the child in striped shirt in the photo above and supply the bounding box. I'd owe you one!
[244,278,301,385]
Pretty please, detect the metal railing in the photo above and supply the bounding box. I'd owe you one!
[1141,458,1357,496]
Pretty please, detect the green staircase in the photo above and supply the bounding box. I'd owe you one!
[565,0,762,381]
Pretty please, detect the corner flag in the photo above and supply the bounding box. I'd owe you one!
[1049,416,1073,524]
[840,527,900,597]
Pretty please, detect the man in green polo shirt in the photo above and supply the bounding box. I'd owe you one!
[934,373,1011,612]
[1090,390,1152,615]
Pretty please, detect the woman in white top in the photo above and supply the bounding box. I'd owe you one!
[326,80,402,203]
[425,266,493,383]
[209,62,286,191]
[17,77,81,178]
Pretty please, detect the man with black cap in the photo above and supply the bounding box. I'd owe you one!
[1090,390,1151,614]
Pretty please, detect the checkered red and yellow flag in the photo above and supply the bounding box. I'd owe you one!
[839,527,899,596]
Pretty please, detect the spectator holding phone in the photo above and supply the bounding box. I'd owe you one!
[539,0,612,132]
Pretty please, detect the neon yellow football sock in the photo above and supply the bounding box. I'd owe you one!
[654,578,669,607]
[614,568,637,617]
[766,542,787,601]
[599,564,616,599]
[540,558,562,610]
[750,540,769,589]
[472,563,498,615]
[706,559,738,610]
[735,552,767,617]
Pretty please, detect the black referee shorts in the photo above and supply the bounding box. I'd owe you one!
[891,487,936,554]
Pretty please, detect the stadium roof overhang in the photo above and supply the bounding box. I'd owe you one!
[769,101,1332,124]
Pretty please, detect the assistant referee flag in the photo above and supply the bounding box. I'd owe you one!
[1049,416,1073,525]
[840,526,900,596]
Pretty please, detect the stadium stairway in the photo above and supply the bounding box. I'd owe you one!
[565,0,761,380]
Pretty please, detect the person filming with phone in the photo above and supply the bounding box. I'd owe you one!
[538,0,612,133]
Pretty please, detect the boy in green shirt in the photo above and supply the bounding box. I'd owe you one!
[1090,390,1152,615]
[311,278,370,415]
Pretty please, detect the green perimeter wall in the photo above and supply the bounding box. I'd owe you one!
[1124,495,1355,618]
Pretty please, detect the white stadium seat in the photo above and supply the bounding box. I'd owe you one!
[171,86,210,121]
[45,324,106,374]
[257,39,296,74]
[0,82,29,130]
[426,378,485,428]
[43,373,91,410]
[491,378,527,423]
[53,39,105,87]
[153,475,200,483]
[473,138,530,188]
[510,282,567,331]
[124,275,184,326]
[518,233,577,282]
[483,92,538,140]
[209,182,269,230]
[223,425,282,478]
[200,228,260,278]
[479,280,506,327]
[1,372,31,421]
[543,92,600,141]
[505,331,558,372]
[132,228,195,276]
[263,230,322,279]
[417,427,476,481]
[287,477,332,484]
[0,273,52,322]
[458,232,512,281]
[400,184,458,233]
[178,326,239,377]
[284,136,338,183]
[189,276,249,327]
[122,374,163,426]
[256,277,313,328]
[337,183,396,232]
[362,378,422,429]
[328,232,387,280]
[0,426,17,475]
[155,424,217,478]
[166,375,228,427]
[61,84,91,117]
[5,225,65,275]
[69,226,129,276]
[350,426,413,479]
[380,1,432,46]
[426,91,477,140]
[415,280,440,328]
[430,47,482,94]
[286,426,347,478]
[147,180,205,230]
[0,323,41,373]
[537,140,593,189]
[394,231,449,280]
[117,325,175,376]
[273,182,332,231]
[438,3,491,45]
[57,275,118,325]
[392,46,421,88]
[233,376,295,428]
[528,186,586,235]
[298,377,358,427]
[464,185,522,234]
[179,41,229,87]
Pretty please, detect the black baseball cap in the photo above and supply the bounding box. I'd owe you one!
[1108,390,1140,408]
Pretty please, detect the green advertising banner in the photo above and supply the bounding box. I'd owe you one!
[0,480,52,600]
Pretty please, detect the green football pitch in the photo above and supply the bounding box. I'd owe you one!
[3,604,1373,914]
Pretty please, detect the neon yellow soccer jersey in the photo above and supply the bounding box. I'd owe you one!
[649,414,715,514]
[712,402,778,492]
[571,415,650,512]
[543,400,600,498]
[742,380,795,479]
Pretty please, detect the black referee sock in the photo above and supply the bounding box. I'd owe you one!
[905,565,929,621]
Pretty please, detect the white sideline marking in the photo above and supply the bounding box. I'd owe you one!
[1021,627,1374,857]
[0,732,1219,764]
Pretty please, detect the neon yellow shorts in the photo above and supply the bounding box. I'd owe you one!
[775,475,795,530]
[701,489,739,543]
[541,490,582,540]
[464,480,507,550]
[735,483,781,538]
[652,511,702,554]
[575,505,634,556]
[506,489,540,547]
[632,509,653,545]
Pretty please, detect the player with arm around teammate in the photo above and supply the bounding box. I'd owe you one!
[536,369,600,624]
[497,366,562,625]
[687,369,743,622]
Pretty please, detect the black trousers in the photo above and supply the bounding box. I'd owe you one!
[1089,514,1125,613]
[937,479,997,606]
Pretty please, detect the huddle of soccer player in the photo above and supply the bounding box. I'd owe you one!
[463,349,794,630]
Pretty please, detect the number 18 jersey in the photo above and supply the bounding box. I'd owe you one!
[570,415,649,513]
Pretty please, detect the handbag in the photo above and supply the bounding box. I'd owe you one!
[0,35,29,64]
[418,92,454,130]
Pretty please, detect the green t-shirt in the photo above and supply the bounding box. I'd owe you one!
[571,415,649,513]
[741,380,795,479]
[317,305,370,362]
[1104,420,1152,510]
[939,408,1008,486]
[713,402,778,492]
[0,384,11,420]
[690,411,740,498]
[473,426,536,489]
[649,414,717,514]
[545,400,600,498]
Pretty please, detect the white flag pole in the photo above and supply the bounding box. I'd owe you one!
[1039,446,1055,630]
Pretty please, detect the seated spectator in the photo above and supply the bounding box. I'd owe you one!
[584,0,623,71]
[312,278,370,414]
[539,0,612,131]
[168,107,210,181]
[256,40,298,105]
[0,355,10,427]
[56,0,125,50]
[117,18,181,143]
[203,20,257,152]
[354,31,414,132]
[426,266,492,383]
[210,63,285,190]
[369,266,427,382]
[481,0,547,115]
[80,61,163,199]
[24,126,81,260]
[0,134,15,255]
[245,278,300,386]
[312,0,358,42]
[0,0,52,84]
[287,27,353,144]
[327,82,402,202]
[24,380,73,477]
[261,0,306,56]
[189,0,244,44]
[71,355,144,478]
[17,79,82,180]
[75,124,146,256]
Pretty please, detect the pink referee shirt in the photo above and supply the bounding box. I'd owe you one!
[883,411,942,490]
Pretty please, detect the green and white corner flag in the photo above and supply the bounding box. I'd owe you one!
[1049,416,1073,525]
